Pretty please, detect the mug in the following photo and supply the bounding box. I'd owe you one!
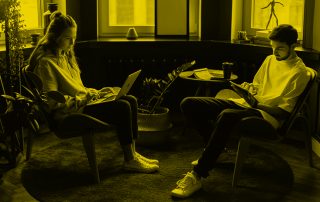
[221,62,234,79]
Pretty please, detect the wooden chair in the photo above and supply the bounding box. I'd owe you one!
[21,66,114,184]
[232,67,318,189]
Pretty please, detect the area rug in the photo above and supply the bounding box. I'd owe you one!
[21,127,294,202]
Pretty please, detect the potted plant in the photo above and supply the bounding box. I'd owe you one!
[0,0,30,168]
[137,60,196,133]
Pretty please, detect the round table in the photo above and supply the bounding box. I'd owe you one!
[179,69,238,96]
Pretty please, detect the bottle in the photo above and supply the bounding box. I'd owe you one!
[43,3,58,35]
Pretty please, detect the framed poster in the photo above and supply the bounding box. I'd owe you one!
[155,0,189,38]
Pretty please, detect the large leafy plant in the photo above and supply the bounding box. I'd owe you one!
[0,0,29,168]
[138,60,196,114]
[0,0,26,95]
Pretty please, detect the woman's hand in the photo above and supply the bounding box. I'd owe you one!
[75,96,88,108]
[98,87,120,98]
[63,95,87,110]
[86,88,100,101]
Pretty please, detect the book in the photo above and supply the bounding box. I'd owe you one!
[229,81,258,107]
[193,68,224,80]
[193,68,214,80]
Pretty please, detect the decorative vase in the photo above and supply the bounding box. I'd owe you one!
[126,27,138,40]
[43,3,58,34]
[30,33,40,46]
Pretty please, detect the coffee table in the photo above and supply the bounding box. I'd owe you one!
[179,69,238,96]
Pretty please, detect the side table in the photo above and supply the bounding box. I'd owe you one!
[179,69,238,96]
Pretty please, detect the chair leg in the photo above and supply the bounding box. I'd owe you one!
[26,132,33,161]
[26,119,40,161]
[25,127,35,161]
[82,131,100,184]
[232,137,251,189]
[302,118,313,167]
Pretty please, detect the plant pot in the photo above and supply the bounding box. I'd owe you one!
[137,107,173,146]
[137,107,173,132]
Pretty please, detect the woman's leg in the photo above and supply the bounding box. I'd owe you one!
[120,95,159,164]
[119,95,138,140]
[83,99,134,145]
[83,97,159,173]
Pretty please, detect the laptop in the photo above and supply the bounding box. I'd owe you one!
[87,69,141,105]
[229,81,258,107]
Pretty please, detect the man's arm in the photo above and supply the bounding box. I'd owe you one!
[256,103,290,120]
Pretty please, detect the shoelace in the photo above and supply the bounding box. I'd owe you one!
[176,173,195,189]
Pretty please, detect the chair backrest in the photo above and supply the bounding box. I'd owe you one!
[279,67,318,135]
[21,66,57,130]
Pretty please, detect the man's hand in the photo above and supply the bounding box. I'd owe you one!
[240,82,258,95]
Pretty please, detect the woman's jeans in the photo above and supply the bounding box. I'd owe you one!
[83,95,138,145]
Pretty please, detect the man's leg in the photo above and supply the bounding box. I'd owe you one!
[194,108,263,178]
[172,108,262,198]
[180,97,242,143]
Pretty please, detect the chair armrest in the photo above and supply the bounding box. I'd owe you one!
[46,91,66,103]
[236,116,280,140]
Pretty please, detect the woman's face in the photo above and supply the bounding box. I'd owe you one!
[56,27,77,53]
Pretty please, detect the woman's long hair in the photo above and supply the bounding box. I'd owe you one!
[28,11,79,72]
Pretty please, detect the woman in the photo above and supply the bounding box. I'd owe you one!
[28,11,159,173]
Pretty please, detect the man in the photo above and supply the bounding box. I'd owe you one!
[171,24,310,198]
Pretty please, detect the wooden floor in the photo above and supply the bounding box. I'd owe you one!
[1,112,320,202]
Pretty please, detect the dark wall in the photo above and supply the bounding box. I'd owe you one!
[73,40,320,112]
[66,0,97,41]
[201,0,232,40]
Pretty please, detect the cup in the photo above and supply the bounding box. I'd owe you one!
[222,62,234,79]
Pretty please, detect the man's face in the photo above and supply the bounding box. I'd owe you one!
[270,40,292,61]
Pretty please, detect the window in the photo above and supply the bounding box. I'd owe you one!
[0,0,42,43]
[98,0,155,37]
[20,0,41,29]
[98,0,199,37]
[0,0,41,30]
[243,0,305,39]
[109,0,154,26]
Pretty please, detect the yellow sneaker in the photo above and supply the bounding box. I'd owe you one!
[123,158,159,173]
[135,152,159,165]
[171,172,202,198]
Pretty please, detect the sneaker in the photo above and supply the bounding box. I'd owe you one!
[171,172,202,198]
[123,158,159,173]
[191,159,198,166]
[135,152,159,165]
